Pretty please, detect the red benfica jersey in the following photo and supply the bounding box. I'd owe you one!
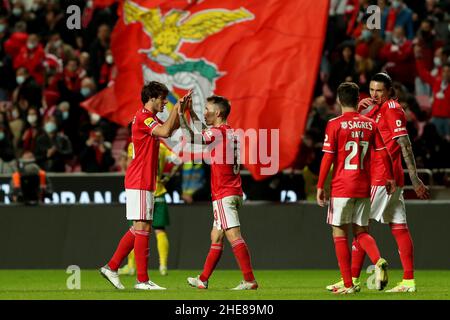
[202,124,243,201]
[124,108,162,191]
[362,99,408,187]
[322,112,386,198]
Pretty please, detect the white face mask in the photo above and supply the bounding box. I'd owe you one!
[106,55,114,64]
[12,109,20,119]
[27,42,37,50]
[12,8,22,16]
[16,76,25,85]
[90,113,101,123]
[27,114,38,124]
[434,57,442,67]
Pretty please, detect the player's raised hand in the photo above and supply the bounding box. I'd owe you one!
[413,178,430,200]
[385,179,397,195]
[357,97,375,113]
[316,188,328,207]
[179,90,193,114]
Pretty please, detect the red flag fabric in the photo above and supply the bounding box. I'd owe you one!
[82,0,329,180]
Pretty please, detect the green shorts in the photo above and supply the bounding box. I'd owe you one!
[152,195,170,229]
[126,195,170,229]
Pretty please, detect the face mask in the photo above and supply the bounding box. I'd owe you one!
[90,113,101,123]
[0,132,4,141]
[106,55,114,64]
[434,57,442,67]
[361,30,372,41]
[392,0,400,9]
[392,36,402,44]
[12,110,19,119]
[44,122,57,133]
[62,111,69,120]
[53,40,62,48]
[27,114,38,124]
[12,8,22,16]
[27,42,37,50]
[81,87,91,97]
[0,24,6,33]
[16,76,25,85]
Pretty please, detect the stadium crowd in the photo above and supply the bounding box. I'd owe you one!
[0,1,449,196]
[297,0,450,192]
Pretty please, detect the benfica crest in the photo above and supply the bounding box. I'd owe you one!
[123,0,253,116]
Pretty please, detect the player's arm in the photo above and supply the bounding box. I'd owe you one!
[189,109,207,131]
[152,92,191,138]
[396,135,430,199]
[317,122,336,207]
[317,152,334,207]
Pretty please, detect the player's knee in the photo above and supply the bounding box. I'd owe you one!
[210,229,224,244]
[225,227,242,243]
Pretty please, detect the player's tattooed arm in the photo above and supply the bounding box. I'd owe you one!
[396,135,430,199]
[179,111,206,145]
[189,108,208,131]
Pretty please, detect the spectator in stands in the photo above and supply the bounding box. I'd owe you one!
[8,1,26,28]
[89,24,110,86]
[44,31,75,63]
[0,123,16,174]
[3,20,28,62]
[414,122,450,169]
[328,43,357,93]
[12,66,43,110]
[98,48,116,89]
[79,128,115,172]
[13,33,45,85]
[20,106,42,153]
[355,24,384,61]
[35,116,73,172]
[0,16,16,100]
[8,104,25,152]
[379,26,415,91]
[78,51,90,79]
[416,45,450,140]
[384,0,414,40]
[80,76,96,99]
[82,110,117,143]
[431,46,450,78]
[49,57,82,99]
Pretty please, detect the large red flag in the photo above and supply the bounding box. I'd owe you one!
[82,0,329,180]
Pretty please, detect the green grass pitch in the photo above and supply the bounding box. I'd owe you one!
[0,270,449,300]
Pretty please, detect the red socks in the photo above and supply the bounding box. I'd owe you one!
[333,236,352,288]
[108,227,135,271]
[391,223,414,280]
[231,238,255,282]
[134,230,150,283]
[199,243,223,282]
[356,232,381,264]
[351,238,366,278]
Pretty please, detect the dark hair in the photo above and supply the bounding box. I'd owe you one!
[371,72,393,90]
[371,72,395,98]
[337,82,359,108]
[141,81,169,105]
[207,95,231,119]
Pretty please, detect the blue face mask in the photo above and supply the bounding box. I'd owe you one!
[0,131,4,141]
[361,30,372,41]
[81,87,91,97]
[0,24,6,33]
[44,122,57,133]
[62,111,69,120]
[392,1,401,9]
